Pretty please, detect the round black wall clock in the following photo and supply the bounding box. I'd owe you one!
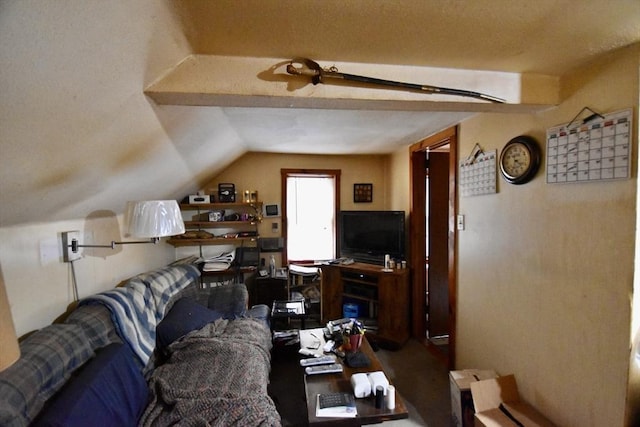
[499,135,541,185]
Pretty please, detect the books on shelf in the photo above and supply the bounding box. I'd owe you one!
[202,262,231,272]
[202,251,235,271]
[316,392,357,418]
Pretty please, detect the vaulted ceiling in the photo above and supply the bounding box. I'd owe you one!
[1,1,639,226]
[174,0,638,75]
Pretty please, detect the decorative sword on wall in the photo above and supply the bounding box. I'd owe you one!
[286,57,505,104]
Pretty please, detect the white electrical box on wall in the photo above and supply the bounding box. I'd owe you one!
[61,230,82,262]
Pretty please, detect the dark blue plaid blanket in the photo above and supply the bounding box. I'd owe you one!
[80,264,200,365]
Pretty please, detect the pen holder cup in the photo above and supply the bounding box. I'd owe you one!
[349,334,363,353]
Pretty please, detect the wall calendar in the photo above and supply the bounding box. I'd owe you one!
[546,108,632,184]
[459,149,497,197]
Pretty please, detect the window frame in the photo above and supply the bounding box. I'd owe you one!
[280,168,341,263]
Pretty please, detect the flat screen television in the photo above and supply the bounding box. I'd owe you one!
[338,210,406,265]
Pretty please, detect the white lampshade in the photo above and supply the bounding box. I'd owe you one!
[0,265,20,372]
[125,200,185,238]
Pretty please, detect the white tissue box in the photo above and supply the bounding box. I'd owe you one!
[367,371,389,395]
[188,194,210,204]
[351,373,371,398]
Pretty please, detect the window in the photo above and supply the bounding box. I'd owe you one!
[281,169,340,262]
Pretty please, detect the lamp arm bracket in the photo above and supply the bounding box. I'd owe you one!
[70,237,158,253]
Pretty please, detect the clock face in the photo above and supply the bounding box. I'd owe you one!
[499,136,541,184]
[501,142,531,178]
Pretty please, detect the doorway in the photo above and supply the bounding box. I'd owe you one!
[410,126,458,369]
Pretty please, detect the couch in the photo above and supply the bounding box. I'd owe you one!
[0,260,281,426]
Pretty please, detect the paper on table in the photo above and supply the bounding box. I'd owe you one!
[298,328,326,357]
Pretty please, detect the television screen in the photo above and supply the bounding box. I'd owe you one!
[339,211,405,264]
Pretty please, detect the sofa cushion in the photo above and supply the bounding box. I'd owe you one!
[247,304,270,327]
[64,304,121,350]
[0,324,94,427]
[206,283,248,318]
[156,297,224,352]
[31,343,148,427]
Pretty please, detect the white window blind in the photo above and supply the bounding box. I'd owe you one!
[286,175,336,261]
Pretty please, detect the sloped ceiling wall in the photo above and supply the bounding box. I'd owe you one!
[0,1,475,227]
[1,0,639,227]
[173,0,639,75]
[0,1,235,226]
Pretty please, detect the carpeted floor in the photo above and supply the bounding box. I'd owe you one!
[268,338,451,427]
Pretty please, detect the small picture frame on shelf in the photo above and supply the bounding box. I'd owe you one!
[353,183,373,203]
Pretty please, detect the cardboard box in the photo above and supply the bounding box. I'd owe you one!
[470,375,556,427]
[450,370,498,427]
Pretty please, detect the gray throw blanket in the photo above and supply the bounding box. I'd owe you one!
[140,318,281,427]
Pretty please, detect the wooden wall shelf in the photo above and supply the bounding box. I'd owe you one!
[167,237,258,247]
[168,202,262,248]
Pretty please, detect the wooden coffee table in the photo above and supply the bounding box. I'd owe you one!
[302,329,409,426]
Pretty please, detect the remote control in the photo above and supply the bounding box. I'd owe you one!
[322,340,335,352]
[305,363,343,375]
[299,355,336,367]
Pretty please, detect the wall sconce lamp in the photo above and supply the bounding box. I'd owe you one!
[62,200,185,262]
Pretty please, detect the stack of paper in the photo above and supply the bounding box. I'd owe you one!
[289,264,319,275]
[202,251,235,271]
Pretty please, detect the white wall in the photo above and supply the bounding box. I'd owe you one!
[0,218,175,337]
[456,45,639,427]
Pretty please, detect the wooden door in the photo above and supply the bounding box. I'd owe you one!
[427,151,450,337]
[410,126,458,369]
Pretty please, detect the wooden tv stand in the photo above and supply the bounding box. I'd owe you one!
[320,262,410,348]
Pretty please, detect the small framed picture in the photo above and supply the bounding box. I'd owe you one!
[353,183,373,203]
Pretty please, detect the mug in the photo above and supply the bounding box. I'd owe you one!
[349,333,363,352]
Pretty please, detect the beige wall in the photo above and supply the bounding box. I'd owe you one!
[388,146,411,212]
[626,45,640,427]
[0,152,396,336]
[197,152,393,268]
[207,152,390,211]
[0,8,636,421]
[456,45,639,427]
